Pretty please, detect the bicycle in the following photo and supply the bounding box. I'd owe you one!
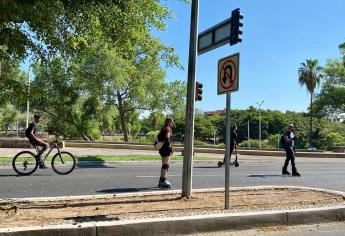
[12,139,76,176]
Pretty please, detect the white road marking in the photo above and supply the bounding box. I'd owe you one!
[137,175,223,178]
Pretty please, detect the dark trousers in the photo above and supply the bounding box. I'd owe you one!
[29,139,49,156]
[222,146,234,163]
[283,147,296,170]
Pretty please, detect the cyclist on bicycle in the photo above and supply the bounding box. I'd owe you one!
[25,114,49,169]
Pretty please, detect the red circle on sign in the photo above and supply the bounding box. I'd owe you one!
[219,59,237,90]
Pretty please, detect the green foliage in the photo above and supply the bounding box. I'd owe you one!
[240,139,274,149]
[0,0,180,65]
[137,130,160,144]
[0,57,27,107]
[298,59,322,95]
[194,140,208,146]
[0,103,18,132]
[313,43,345,118]
[147,130,160,141]
[140,112,166,133]
[1,0,187,141]
[164,80,187,120]
[207,114,225,139]
[324,132,345,150]
[298,59,323,146]
[30,58,113,140]
[194,110,216,140]
[74,43,183,141]
[267,134,281,148]
[97,135,123,142]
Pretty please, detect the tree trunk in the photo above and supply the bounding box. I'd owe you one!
[117,91,129,142]
[309,92,313,146]
[79,131,91,141]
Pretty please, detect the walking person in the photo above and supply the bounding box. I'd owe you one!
[218,124,238,167]
[25,114,49,169]
[282,124,301,176]
[157,117,174,189]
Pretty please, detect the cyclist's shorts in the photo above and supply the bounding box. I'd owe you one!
[28,139,47,148]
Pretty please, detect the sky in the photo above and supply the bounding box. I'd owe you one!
[155,0,345,113]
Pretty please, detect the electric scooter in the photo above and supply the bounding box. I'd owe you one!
[217,146,239,167]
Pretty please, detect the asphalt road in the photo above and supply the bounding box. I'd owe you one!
[1,148,345,198]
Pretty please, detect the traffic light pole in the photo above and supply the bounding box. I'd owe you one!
[182,0,199,198]
[225,93,232,209]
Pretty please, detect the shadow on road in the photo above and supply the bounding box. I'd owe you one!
[76,155,113,169]
[247,174,282,178]
[98,187,159,193]
[65,215,119,223]
[194,166,220,169]
[76,164,116,169]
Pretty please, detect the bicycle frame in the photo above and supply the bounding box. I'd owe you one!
[34,141,62,162]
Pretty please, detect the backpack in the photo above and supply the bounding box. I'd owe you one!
[25,123,34,138]
[280,134,285,146]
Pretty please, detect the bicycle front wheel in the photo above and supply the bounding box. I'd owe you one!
[51,152,76,175]
[12,151,38,175]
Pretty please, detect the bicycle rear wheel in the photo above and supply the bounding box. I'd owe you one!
[51,151,76,175]
[12,151,38,175]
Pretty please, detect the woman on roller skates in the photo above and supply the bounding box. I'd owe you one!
[157,117,174,189]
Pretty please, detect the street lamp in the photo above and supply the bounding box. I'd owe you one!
[26,66,31,128]
[247,119,250,148]
[256,100,264,149]
[213,130,216,145]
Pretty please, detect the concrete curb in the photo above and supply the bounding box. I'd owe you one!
[1,186,345,236]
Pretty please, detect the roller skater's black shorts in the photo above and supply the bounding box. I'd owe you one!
[159,146,173,157]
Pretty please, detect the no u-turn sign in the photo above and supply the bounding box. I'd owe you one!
[217,53,240,95]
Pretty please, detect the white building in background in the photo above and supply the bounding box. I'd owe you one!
[327,113,345,123]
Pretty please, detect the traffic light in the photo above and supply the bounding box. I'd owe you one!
[195,81,203,101]
[230,8,243,46]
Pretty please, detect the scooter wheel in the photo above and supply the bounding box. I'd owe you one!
[217,161,223,168]
[234,161,239,167]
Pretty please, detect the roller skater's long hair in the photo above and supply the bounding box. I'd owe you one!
[164,117,174,128]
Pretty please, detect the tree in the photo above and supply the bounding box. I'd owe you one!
[0,56,27,107]
[0,0,182,65]
[140,111,166,134]
[313,43,345,118]
[31,58,117,141]
[2,0,187,141]
[30,39,185,141]
[298,59,322,146]
[76,44,171,142]
[194,110,215,141]
[0,103,18,134]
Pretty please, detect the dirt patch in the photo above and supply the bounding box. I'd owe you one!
[1,188,345,228]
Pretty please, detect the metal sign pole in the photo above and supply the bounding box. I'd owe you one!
[182,0,199,198]
[225,93,231,209]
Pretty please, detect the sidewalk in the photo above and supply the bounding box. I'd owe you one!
[1,186,345,235]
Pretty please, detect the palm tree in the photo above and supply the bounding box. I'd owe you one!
[298,59,322,147]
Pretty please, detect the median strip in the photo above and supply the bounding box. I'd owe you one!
[1,186,345,235]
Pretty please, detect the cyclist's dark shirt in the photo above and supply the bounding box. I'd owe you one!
[25,122,37,139]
